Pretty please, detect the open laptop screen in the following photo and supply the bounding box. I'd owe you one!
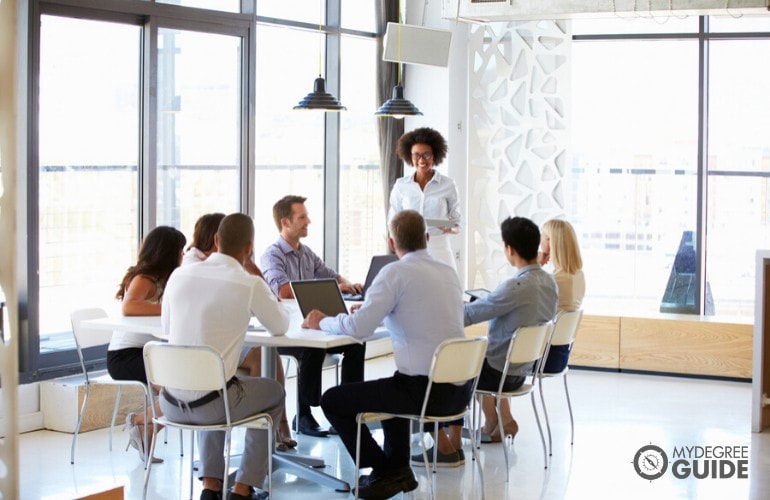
[290,279,349,318]
[343,254,399,301]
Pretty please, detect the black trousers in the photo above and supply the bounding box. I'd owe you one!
[278,342,366,416]
[321,371,472,474]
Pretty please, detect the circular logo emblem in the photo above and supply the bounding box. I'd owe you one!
[633,444,668,480]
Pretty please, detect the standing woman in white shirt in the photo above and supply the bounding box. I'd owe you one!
[389,127,461,271]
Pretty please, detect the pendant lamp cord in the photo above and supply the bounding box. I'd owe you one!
[397,3,403,86]
[318,0,323,76]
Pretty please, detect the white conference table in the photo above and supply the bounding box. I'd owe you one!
[84,300,387,492]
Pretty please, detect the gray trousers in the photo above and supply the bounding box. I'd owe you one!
[160,376,284,488]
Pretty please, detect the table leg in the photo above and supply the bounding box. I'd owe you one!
[261,345,350,492]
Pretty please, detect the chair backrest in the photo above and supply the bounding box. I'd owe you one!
[70,308,111,351]
[430,336,489,384]
[421,336,488,417]
[550,309,583,348]
[143,341,227,393]
[506,323,552,366]
[144,341,236,427]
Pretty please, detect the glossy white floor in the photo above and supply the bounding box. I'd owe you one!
[18,354,770,500]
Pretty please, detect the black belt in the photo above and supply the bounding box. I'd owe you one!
[161,377,238,409]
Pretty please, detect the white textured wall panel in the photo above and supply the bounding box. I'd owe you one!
[466,20,571,288]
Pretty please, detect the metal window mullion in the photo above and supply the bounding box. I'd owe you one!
[242,13,256,216]
[695,16,710,315]
[323,0,342,268]
[141,17,157,239]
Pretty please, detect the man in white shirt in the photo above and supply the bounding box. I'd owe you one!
[161,213,291,500]
[302,210,470,499]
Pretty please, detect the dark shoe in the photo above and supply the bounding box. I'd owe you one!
[294,414,329,437]
[227,487,268,500]
[410,446,464,468]
[355,467,418,500]
[200,489,222,500]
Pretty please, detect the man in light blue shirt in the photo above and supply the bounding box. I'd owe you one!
[302,210,469,499]
[410,216,558,467]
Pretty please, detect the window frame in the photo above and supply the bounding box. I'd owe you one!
[21,0,378,383]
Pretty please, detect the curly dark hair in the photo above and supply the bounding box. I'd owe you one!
[116,226,186,300]
[396,127,448,166]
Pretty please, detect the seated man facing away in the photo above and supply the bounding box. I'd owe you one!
[302,210,470,499]
[161,213,291,500]
[260,194,366,437]
[410,216,558,468]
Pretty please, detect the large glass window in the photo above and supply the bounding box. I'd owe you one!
[338,34,385,281]
[253,24,326,255]
[706,39,770,317]
[26,1,381,380]
[571,39,699,314]
[38,16,141,351]
[156,28,242,240]
[572,15,770,319]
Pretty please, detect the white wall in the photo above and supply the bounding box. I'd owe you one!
[413,3,573,290]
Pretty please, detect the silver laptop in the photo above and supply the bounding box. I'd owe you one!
[290,278,349,318]
[342,254,399,301]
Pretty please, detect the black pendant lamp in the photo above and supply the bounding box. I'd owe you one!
[294,2,345,112]
[294,75,346,111]
[375,14,421,118]
[375,82,422,118]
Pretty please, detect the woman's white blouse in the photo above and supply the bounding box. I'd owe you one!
[388,169,461,236]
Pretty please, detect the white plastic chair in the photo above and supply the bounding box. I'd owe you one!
[354,336,489,500]
[142,341,274,500]
[539,309,583,455]
[69,308,152,466]
[473,323,553,480]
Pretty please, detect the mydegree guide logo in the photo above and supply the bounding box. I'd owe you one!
[633,443,749,481]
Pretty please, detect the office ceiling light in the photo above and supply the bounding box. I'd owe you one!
[375,16,421,118]
[294,2,345,112]
[294,76,346,111]
[375,83,422,118]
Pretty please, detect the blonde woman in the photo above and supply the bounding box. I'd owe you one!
[538,218,585,372]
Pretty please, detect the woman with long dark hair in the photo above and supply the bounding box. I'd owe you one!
[108,225,186,463]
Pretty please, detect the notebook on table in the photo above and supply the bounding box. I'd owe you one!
[290,278,349,318]
[342,254,399,301]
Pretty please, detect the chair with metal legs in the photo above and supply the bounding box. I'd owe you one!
[354,336,489,500]
[473,322,553,481]
[69,308,152,466]
[539,309,583,456]
[142,341,274,500]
